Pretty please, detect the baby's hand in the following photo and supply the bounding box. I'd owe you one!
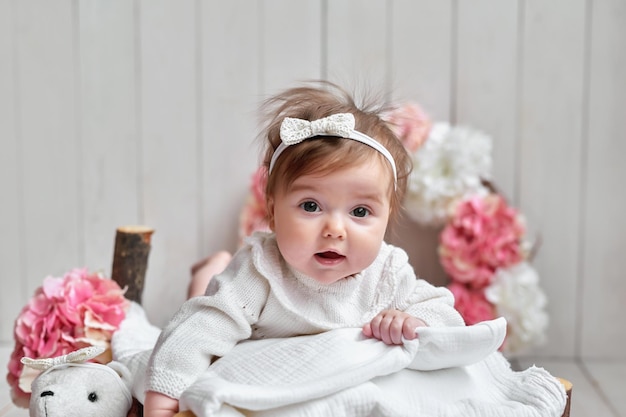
[362,309,427,345]
[144,391,179,417]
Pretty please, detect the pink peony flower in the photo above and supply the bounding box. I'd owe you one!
[7,268,129,406]
[238,165,271,242]
[448,282,496,326]
[382,102,432,153]
[439,194,526,288]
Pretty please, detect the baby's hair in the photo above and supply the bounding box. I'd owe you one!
[260,81,412,217]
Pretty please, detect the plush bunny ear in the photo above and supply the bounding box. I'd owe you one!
[107,361,132,386]
[20,346,106,371]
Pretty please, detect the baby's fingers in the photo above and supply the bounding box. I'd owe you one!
[402,316,428,341]
[401,318,418,341]
[362,322,373,338]
[369,311,403,345]
[387,315,406,344]
[363,311,425,345]
[365,313,384,341]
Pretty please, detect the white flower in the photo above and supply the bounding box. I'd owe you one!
[485,262,549,355]
[404,123,493,226]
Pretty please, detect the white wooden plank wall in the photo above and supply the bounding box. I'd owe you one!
[582,0,626,359]
[0,0,624,361]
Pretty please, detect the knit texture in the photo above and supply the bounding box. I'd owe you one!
[146,232,464,399]
[175,318,565,417]
[113,304,565,417]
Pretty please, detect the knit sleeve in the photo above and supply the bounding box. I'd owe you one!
[145,246,271,399]
[389,249,465,328]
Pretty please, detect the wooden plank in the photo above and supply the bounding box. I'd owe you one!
[326,0,388,101]
[580,0,626,359]
[517,0,586,358]
[15,0,80,295]
[199,0,259,258]
[79,0,139,274]
[139,0,199,327]
[261,0,322,95]
[386,0,454,286]
[0,0,23,343]
[584,361,626,414]
[0,0,624,368]
[455,0,518,199]
[390,0,453,120]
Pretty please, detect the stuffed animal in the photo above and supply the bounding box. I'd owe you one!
[21,346,133,417]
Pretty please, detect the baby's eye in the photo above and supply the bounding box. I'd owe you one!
[300,201,320,212]
[351,207,370,218]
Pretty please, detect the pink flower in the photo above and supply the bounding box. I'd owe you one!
[250,164,268,206]
[448,282,496,325]
[238,166,271,242]
[439,194,525,288]
[7,268,128,406]
[7,346,30,408]
[383,102,432,153]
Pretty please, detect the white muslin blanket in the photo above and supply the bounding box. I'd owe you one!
[112,303,566,417]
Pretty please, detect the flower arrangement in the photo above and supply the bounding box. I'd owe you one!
[382,101,432,153]
[402,122,493,226]
[439,194,526,290]
[7,268,129,406]
[389,101,548,355]
[236,101,548,355]
[440,193,548,353]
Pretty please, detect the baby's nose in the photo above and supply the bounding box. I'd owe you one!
[323,215,346,239]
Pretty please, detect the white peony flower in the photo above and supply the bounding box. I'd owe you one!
[404,122,493,226]
[485,262,549,355]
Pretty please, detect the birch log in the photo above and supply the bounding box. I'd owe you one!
[111,225,154,304]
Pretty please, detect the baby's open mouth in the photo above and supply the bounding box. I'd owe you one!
[316,251,345,260]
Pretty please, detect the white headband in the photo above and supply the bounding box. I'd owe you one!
[268,113,397,184]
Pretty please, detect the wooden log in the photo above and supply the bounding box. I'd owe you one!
[111,225,154,304]
[386,215,449,287]
[110,225,154,417]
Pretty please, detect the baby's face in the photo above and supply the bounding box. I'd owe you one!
[269,159,392,284]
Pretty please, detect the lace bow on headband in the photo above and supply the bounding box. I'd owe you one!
[21,345,105,371]
[269,113,397,185]
[280,113,355,145]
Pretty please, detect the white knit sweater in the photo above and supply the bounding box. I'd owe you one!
[146,232,464,399]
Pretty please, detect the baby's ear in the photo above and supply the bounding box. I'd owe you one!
[266,197,276,230]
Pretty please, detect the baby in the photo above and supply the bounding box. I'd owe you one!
[144,82,464,417]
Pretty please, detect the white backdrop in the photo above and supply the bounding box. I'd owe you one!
[1,0,625,361]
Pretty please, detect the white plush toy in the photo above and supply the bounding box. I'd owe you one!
[21,346,133,417]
